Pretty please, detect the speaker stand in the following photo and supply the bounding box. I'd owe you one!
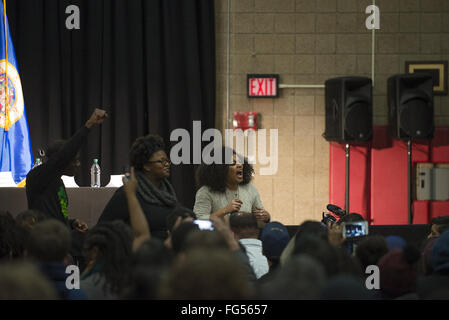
[407,140,413,225]
[345,143,350,213]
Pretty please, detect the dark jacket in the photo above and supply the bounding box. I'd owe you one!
[26,126,90,227]
[38,262,87,300]
[98,187,174,240]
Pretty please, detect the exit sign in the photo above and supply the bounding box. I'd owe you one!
[247,74,279,98]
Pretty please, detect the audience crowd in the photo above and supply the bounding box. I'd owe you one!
[1,202,449,300]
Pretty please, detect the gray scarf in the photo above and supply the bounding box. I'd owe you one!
[135,171,177,207]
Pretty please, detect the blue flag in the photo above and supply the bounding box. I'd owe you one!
[0,0,33,184]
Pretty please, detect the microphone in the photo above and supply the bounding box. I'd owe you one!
[326,204,346,217]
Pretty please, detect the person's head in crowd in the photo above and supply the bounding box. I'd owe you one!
[260,222,290,267]
[430,229,449,275]
[25,219,70,263]
[429,216,449,239]
[295,220,328,241]
[159,249,255,299]
[82,221,133,296]
[15,209,47,231]
[170,221,200,254]
[355,235,389,270]
[229,212,259,240]
[262,254,326,300]
[196,147,254,192]
[336,213,365,226]
[124,238,174,299]
[45,140,80,176]
[279,220,328,267]
[0,211,25,260]
[292,233,339,277]
[166,206,196,235]
[378,245,421,299]
[321,274,376,300]
[0,262,58,299]
[386,235,407,251]
[129,134,170,185]
[183,230,229,253]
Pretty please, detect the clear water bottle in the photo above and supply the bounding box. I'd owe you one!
[33,157,42,168]
[90,159,101,188]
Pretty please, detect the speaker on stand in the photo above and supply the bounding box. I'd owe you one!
[387,73,434,225]
[324,77,373,214]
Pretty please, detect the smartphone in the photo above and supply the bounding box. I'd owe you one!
[123,166,131,183]
[193,219,214,231]
[342,221,368,239]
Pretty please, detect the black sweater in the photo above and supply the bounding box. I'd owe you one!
[26,126,90,227]
[98,187,175,240]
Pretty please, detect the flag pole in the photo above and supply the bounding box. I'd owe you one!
[2,0,9,131]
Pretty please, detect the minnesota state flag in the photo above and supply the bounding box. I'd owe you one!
[0,0,32,184]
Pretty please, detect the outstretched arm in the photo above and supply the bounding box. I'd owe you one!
[27,108,109,192]
[123,167,151,252]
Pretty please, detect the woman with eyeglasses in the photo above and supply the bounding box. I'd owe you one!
[193,147,270,225]
[98,134,178,240]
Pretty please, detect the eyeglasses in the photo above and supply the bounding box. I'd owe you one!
[148,159,171,165]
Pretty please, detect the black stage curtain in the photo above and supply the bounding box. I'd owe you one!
[7,0,216,208]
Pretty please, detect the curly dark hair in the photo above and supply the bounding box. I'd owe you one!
[196,147,254,193]
[83,221,133,296]
[0,211,26,260]
[129,134,165,171]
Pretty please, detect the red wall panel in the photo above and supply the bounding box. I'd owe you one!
[329,142,370,220]
[329,126,449,225]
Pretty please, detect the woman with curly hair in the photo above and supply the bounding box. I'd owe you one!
[193,147,270,224]
[98,134,178,240]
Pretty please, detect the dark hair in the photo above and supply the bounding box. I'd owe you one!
[337,213,365,226]
[0,211,26,260]
[124,238,174,299]
[45,140,66,160]
[261,254,326,300]
[295,220,328,241]
[355,235,389,270]
[129,134,165,171]
[83,221,133,296]
[15,210,47,230]
[432,216,449,234]
[170,222,200,254]
[166,206,197,234]
[292,234,339,277]
[159,249,255,299]
[26,219,71,262]
[183,230,229,252]
[196,147,254,193]
[0,262,58,299]
[229,212,259,239]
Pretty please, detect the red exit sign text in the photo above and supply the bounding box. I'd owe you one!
[247,74,279,98]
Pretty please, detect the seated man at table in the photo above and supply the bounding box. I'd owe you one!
[25,108,108,232]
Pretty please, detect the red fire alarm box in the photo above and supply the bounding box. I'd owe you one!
[247,74,279,98]
[233,112,258,131]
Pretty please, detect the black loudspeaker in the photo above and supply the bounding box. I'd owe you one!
[388,73,434,140]
[324,77,373,142]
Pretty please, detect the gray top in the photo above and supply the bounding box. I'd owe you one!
[193,183,264,220]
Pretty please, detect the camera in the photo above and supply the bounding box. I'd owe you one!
[321,212,337,225]
[193,219,214,231]
[342,221,368,239]
[321,204,347,226]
